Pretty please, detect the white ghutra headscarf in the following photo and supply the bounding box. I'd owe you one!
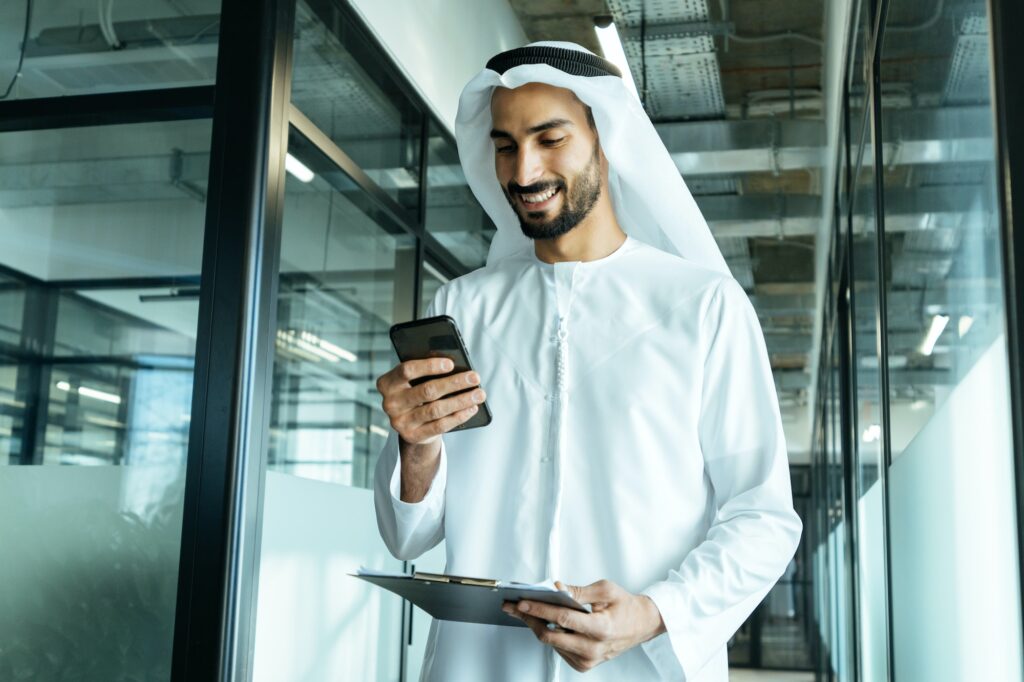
[454,41,730,275]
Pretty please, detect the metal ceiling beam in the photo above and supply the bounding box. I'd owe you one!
[654,106,990,176]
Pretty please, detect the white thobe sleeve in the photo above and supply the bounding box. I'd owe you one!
[640,277,803,680]
[373,430,447,560]
[372,289,449,561]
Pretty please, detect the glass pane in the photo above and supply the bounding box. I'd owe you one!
[1,1,220,101]
[425,121,495,270]
[881,2,1023,679]
[251,127,412,682]
[290,0,423,215]
[0,118,210,679]
[269,129,415,486]
[850,91,890,682]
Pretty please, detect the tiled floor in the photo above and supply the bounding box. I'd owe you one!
[729,669,815,682]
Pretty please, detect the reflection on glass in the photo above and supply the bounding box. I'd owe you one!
[418,256,448,318]
[290,0,422,214]
[425,121,496,270]
[268,130,415,487]
[1,0,220,101]
[882,2,1023,679]
[880,5,1006,455]
[0,119,210,680]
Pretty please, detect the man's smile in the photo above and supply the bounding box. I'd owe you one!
[516,186,561,212]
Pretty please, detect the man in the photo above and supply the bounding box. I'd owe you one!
[374,42,802,681]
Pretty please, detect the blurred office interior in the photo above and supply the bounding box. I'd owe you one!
[1,0,1023,680]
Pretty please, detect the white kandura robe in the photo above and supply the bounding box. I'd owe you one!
[374,235,802,681]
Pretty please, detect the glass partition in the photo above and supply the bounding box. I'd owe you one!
[267,128,415,487]
[880,2,1023,679]
[1,0,221,101]
[0,117,210,680]
[250,121,415,682]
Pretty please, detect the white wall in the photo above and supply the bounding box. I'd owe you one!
[346,0,527,131]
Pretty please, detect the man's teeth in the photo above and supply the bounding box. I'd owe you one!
[522,188,558,204]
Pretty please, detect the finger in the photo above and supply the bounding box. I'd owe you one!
[386,358,455,393]
[411,370,480,406]
[516,600,592,637]
[513,610,556,637]
[404,404,479,442]
[408,385,485,426]
[539,628,599,657]
[513,611,598,664]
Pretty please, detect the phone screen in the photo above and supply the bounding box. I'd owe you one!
[389,315,492,431]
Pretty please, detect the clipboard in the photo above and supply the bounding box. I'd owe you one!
[351,568,591,628]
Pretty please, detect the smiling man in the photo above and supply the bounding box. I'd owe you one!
[373,42,802,681]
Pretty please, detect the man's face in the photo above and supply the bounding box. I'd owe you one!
[489,83,605,241]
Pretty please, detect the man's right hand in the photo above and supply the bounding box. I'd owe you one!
[376,358,486,448]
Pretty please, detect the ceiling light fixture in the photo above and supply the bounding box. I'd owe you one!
[55,380,122,405]
[285,153,315,183]
[919,314,950,356]
[593,17,641,101]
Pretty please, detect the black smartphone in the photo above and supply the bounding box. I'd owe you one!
[389,315,492,431]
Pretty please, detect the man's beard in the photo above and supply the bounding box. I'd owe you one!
[502,144,602,241]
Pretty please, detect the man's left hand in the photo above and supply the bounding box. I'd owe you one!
[501,579,667,673]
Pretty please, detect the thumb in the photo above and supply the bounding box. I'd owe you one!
[556,580,605,605]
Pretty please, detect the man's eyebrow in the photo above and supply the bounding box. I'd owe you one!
[489,118,575,140]
[527,118,574,134]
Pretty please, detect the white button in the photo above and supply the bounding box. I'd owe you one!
[540,456,551,463]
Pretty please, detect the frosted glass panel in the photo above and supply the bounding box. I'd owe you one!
[889,338,1022,681]
[0,118,211,680]
[253,473,404,682]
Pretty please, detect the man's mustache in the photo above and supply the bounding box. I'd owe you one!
[507,179,565,196]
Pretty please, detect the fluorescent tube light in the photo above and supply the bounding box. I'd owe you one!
[369,425,389,438]
[301,331,357,363]
[919,314,950,356]
[285,153,315,183]
[55,380,121,404]
[958,315,974,337]
[594,21,641,101]
[78,386,123,405]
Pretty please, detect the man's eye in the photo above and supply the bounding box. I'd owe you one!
[541,137,566,146]
[495,146,515,154]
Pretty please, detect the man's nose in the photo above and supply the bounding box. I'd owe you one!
[513,146,544,188]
